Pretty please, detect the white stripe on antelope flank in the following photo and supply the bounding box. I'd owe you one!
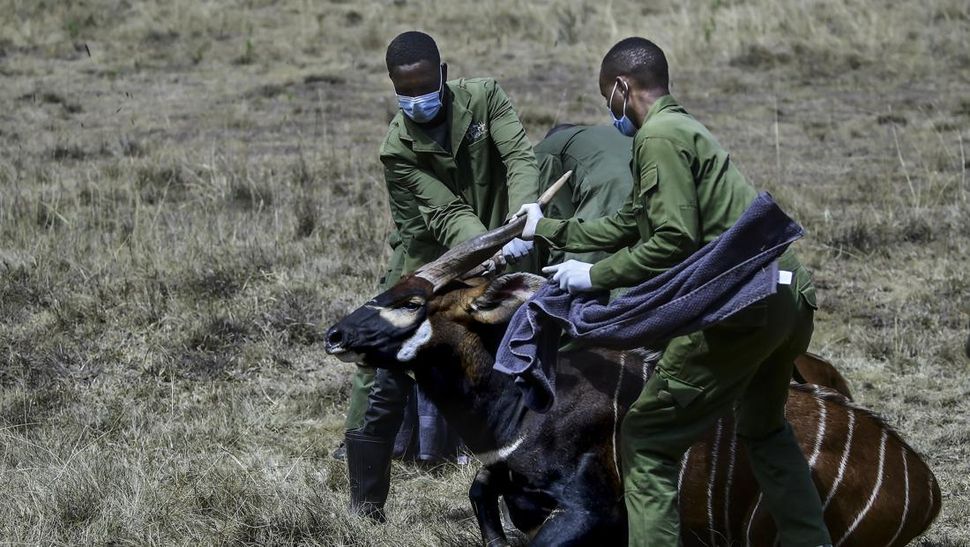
[612,353,625,481]
[746,492,763,547]
[887,446,911,547]
[723,421,738,546]
[822,408,856,510]
[808,393,827,468]
[835,429,888,546]
[708,419,724,547]
[476,435,526,465]
[923,472,936,530]
[678,446,692,494]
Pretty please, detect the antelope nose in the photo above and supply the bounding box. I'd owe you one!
[325,327,346,353]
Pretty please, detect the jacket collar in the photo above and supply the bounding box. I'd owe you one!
[396,81,473,155]
[642,94,684,125]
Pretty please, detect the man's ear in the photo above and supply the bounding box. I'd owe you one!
[468,273,545,324]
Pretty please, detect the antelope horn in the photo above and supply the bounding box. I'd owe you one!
[414,170,572,291]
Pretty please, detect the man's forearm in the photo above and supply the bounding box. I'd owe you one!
[533,214,638,254]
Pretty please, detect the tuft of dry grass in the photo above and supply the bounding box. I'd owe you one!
[0,0,968,544]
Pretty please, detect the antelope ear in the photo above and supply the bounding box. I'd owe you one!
[469,273,546,324]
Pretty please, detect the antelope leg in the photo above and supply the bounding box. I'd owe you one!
[469,465,510,547]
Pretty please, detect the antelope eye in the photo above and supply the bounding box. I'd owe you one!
[400,300,423,312]
[470,299,498,312]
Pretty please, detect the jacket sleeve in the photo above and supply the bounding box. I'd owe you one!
[384,170,445,269]
[588,136,701,290]
[532,189,641,253]
[487,82,540,213]
[382,154,487,249]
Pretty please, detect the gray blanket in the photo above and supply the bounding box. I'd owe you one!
[494,192,804,412]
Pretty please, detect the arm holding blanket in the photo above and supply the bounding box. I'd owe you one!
[586,136,702,289]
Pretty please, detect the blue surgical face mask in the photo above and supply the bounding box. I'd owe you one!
[608,80,637,137]
[397,66,443,123]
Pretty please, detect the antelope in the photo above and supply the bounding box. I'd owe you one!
[325,208,940,546]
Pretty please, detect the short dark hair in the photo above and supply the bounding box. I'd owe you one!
[385,31,440,72]
[601,37,669,91]
[544,123,577,139]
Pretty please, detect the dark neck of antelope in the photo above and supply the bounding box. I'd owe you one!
[411,323,527,455]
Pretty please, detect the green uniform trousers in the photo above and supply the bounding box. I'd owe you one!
[621,265,831,547]
[344,244,406,431]
[345,367,376,431]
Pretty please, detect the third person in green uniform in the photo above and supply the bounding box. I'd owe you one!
[534,124,633,266]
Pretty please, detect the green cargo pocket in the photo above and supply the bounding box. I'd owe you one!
[800,284,819,311]
[657,373,704,408]
[636,166,658,201]
[795,268,819,311]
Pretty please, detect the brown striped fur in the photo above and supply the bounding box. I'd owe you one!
[582,347,940,547]
[672,382,940,546]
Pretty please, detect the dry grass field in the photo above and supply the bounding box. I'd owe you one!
[1,0,968,544]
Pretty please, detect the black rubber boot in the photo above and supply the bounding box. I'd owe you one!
[345,430,394,523]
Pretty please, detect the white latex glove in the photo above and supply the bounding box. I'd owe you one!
[513,203,543,240]
[542,260,594,294]
[502,237,534,262]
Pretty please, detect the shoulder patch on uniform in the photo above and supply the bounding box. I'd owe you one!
[466,121,488,144]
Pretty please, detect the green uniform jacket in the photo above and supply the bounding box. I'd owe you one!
[535,125,633,265]
[381,78,540,275]
[535,95,781,290]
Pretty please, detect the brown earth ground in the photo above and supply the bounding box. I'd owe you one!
[0,0,968,544]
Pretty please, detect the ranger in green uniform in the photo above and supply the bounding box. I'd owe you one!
[516,38,832,547]
[534,124,633,265]
[343,31,541,521]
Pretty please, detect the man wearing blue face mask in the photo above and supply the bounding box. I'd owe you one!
[514,37,831,547]
[341,30,542,522]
